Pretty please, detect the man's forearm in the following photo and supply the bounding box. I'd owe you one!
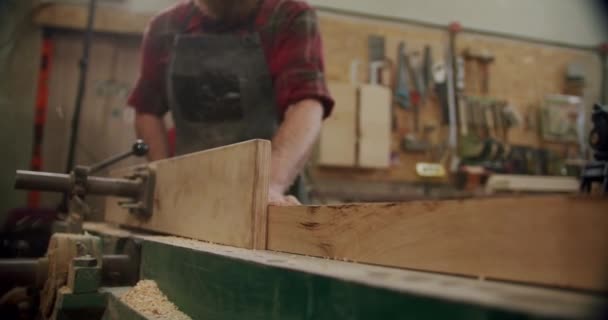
[135,112,170,161]
[270,99,324,194]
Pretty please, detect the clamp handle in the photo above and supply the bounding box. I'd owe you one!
[89,140,149,173]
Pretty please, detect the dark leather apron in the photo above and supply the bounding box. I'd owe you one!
[167,3,277,156]
[166,3,307,201]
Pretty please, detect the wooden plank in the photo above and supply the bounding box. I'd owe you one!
[318,82,357,167]
[267,196,608,291]
[139,236,603,320]
[33,3,151,35]
[485,174,579,193]
[358,84,392,168]
[105,140,270,249]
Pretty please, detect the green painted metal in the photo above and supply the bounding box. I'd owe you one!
[70,265,102,294]
[140,241,542,320]
[52,290,107,320]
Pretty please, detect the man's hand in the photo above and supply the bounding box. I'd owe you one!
[268,99,324,206]
[268,186,301,206]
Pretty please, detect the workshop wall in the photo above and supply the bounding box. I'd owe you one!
[313,12,602,183]
[309,0,608,48]
[34,2,604,205]
[43,0,608,47]
[0,0,41,224]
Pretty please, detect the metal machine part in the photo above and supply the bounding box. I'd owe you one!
[15,171,142,198]
[14,140,155,217]
[0,254,139,290]
[0,233,140,320]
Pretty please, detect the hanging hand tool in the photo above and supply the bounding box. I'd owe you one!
[423,45,434,94]
[409,51,427,106]
[394,42,411,109]
[446,22,462,155]
[600,43,608,105]
[433,61,449,125]
[459,97,484,160]
[368,35,386,84]
[580,104,608,194]
[481,101,504,165]
[463,48,495,96]
[406,51,424,134]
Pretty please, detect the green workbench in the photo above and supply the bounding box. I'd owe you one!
[101,236,605,320]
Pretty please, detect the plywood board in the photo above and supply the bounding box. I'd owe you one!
[105,140,270,249]
[318,82,357,167]
[358,84,392,168]
[268,196,608,291]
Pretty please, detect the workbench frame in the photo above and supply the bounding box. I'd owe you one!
[100,236,603,320]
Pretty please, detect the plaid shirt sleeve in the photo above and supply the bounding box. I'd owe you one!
[269,6,334,118]
[127,14,171,116]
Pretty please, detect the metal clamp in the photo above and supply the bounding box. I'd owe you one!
[118,167,156,218]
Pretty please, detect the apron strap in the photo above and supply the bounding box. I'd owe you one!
[180,1,198,34]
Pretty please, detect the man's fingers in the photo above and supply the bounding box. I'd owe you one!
[285,195,301,205]
[268,195,301,206]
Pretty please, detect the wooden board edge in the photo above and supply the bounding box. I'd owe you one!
[104,140,271,249]
[267,195,608,292]
[252,139,271,250]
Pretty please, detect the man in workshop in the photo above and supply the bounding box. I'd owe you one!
[128,0,334,205]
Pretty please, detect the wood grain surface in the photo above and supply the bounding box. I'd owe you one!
[268,195,608,291]
[105,140,270,249]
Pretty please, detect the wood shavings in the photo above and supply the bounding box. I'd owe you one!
[121,280,191,320]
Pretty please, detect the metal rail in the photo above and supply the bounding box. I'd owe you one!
[15,170,141,199]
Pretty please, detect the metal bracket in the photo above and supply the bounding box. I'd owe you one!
[118,167,156,218]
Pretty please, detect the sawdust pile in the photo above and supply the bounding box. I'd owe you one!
[121,280,191,320]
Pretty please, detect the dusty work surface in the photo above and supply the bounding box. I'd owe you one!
[120,280,191,320]
[138,235,604,319]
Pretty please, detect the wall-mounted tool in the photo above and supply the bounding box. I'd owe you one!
[480,101,505,165]
[368,34,386,84]
[463,48,495,95]
[403,125,435,153]
[433,61,450,125]
[580,104,608,194]
[394,42,411,110]
[423,45,434,94]
[15,141,153,224]
[458,97,484,160]
[599,43,608,105]
[406,51,424,133]
[446,22,462,155]
[409,51,427,106]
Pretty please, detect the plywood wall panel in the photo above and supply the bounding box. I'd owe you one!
[314,12,601,183]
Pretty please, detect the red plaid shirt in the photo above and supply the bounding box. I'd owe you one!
[128,0,334,118]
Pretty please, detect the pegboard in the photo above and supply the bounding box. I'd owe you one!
[313,11,602,183]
